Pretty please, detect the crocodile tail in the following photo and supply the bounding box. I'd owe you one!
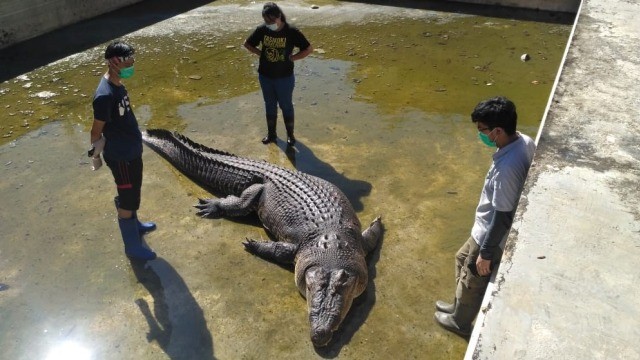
[142,129,262,196]
[167,130,235,157]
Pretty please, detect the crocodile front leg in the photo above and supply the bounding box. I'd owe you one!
[361,216,383,254]
[194,183,264,218]
[243,239,298,264]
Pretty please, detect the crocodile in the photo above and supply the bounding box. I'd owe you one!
[142,129,383,347]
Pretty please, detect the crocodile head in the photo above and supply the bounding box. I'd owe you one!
[295,232,369,347]
[304,267,362,346]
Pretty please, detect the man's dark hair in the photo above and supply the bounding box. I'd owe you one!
[471,96,517,135]
[262,2,287,23]
[104,40,135,59]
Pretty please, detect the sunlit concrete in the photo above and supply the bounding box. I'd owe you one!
[468,0,640,358]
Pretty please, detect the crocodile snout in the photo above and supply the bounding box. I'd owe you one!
[311,327,333,347]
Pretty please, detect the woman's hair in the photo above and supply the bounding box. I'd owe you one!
[262,2,286,23]
[471,96,518,135]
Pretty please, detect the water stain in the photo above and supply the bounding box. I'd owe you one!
[0,2,571,359]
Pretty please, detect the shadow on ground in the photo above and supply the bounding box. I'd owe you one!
[130,257,216,360]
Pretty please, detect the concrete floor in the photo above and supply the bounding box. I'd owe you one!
[1,2,572,359]
[468,0,640,358]
[4,0,635,358]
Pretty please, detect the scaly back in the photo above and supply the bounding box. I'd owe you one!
[142,129,361,239]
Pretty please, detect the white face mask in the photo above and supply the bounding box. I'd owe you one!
[266,23,278,31]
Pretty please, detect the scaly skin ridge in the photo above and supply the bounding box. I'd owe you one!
[143,130,356,239]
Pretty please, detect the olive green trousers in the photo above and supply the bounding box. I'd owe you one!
[454,236,502,309]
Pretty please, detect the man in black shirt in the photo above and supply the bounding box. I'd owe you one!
[90,40,157,261]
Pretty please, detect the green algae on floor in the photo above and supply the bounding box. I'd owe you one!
[307,16,570,125]
[0,5,570,146]
[0,30,260,147]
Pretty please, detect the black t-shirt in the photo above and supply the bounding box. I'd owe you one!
[92,77,142,161]
[245,23,311,78]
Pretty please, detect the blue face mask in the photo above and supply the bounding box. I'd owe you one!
[266,23,279,31]
[119,66,135,79]
[478,129,497,147]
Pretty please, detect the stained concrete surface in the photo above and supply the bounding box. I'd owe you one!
[468,0,640,358]
[0,1,576,359]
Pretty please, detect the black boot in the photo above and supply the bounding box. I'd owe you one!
[284,116,295,146]
[261,115,277,144]
[433,301,477,336]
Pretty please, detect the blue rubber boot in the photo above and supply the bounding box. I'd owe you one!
[134,212,157,234]
[118,217,157,261]
[114,196,156,234]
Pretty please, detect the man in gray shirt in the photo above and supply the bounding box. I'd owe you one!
[434,96,536,336]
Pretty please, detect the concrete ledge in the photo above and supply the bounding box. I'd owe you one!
[0,0,142,49]
[468,0,640,358]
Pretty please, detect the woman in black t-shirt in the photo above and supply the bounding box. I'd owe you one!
[244,2,313,146]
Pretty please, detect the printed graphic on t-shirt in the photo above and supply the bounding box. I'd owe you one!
[118,95,131,116]
[263,35,286,62]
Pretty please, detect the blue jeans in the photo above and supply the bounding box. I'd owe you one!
[258,73,295,119]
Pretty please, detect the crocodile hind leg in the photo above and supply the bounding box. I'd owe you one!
[361,216,383,254]
[194,183,264,218]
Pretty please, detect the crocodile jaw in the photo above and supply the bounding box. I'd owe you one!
[304,266,363,347]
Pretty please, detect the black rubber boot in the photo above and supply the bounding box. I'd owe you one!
[284,116,295,146]
[261,115,277,144]
[433,301,477,336]
[435,299,456,314]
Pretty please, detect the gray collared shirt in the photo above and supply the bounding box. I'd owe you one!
[471,132,536,246]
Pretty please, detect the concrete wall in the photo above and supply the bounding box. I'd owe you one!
[452,0,580,13]
[0,0,581,50]
[0,0,142,50]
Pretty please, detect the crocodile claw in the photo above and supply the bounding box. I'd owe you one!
[243,238,263,256]
[194,198,222,218]
[242,238,257,248]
